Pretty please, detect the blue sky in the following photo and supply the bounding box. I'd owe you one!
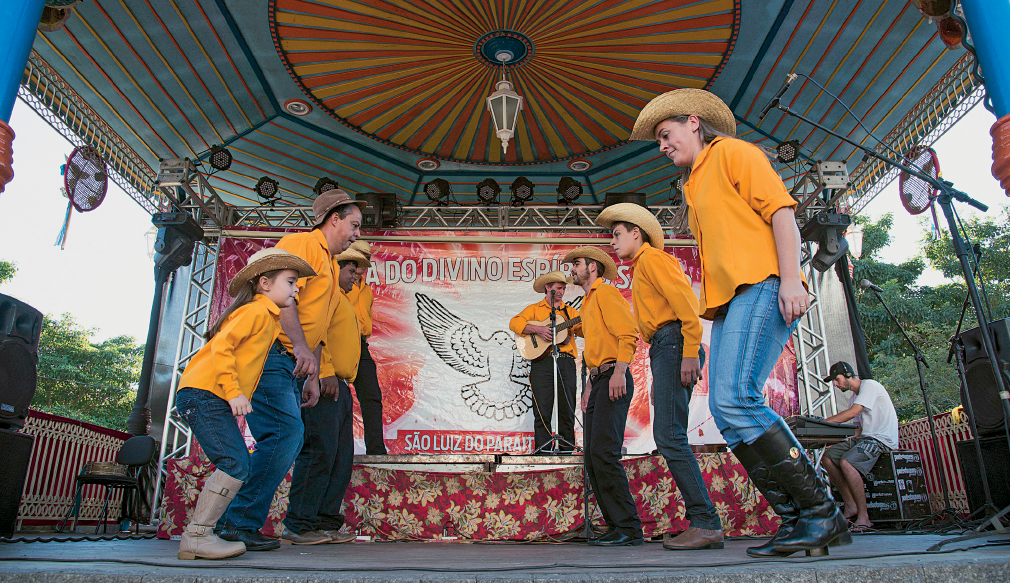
[0,100,1006,342]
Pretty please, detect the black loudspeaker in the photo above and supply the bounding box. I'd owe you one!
[0,294,42,430]
[955,436,1010,515]
[958,318,1010,437]
[604,192,647,208]
[0,428,35,537]
[356,193,398,228]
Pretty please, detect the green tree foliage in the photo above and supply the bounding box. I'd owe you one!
[0,260,15,285]
[33,313,143,432]
[851,210,1010,422]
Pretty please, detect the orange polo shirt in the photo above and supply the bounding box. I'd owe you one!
[684,136,800,319]
[630,243,703,357]
[346,280,374,338]
[179,294,281,401]
[275,230,339,352]
[509,298,581,359]
[319,290,361,381]
[576,278,638,369]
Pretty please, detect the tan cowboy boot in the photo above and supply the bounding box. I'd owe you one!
[663,526,725,550]
[178,470,247,560]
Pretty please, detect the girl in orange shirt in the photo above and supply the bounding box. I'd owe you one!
[630,89,848,558]
[174,248,314,560]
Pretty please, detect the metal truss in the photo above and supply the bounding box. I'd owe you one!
[219,203,691,233]
[18,50,169,215]
[789,161,852,230]
[843,53,984,214]
[793,243,838,418]
[152,237,220,523]
[157,158,233,228]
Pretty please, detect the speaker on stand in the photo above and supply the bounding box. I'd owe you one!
[958,318,1010,438]
[0,293,42,537]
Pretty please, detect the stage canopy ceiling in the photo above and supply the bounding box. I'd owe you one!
[27,0,973,210]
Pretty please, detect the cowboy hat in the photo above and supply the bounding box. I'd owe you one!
[563,246,618,280]
[312,188,368,228]
[350,239,372,258]
[533,270,572,294]
[229,247,316,296]
[334,248,370,269]
[629,88,736,141]
[596,203,666,250]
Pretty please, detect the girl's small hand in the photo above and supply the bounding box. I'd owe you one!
[228,395,253,417]
[778,277,809,324]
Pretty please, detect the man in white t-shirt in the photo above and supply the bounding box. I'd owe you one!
[822,361,899,531]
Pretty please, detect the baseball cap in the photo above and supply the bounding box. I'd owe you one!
[822,361,855,383]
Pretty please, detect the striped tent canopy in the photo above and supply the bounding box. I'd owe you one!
[26,0,975,209]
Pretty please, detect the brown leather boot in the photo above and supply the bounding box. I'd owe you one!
[320,530,356,543]
[662,527,724,550]
[178,470,247,560]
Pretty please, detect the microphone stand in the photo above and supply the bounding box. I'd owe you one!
[775,102,1010,545]
[867,287,960,528]
[533,290,578,454]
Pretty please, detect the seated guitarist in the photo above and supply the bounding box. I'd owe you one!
[509,271,582,452]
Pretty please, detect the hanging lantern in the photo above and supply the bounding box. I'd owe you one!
[486,53,524,154]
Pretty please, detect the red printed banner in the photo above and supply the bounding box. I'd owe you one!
[212,229,799,455]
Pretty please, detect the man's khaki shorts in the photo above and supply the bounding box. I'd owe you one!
[824,436,888,478]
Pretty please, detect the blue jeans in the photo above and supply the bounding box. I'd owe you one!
[649,322,722,530]
[175,388,250,482]
[709,277,796,448]
[284,380,354,533]
[219,345,304,531]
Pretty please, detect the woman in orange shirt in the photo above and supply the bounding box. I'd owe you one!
[174,248,314,560]
[630,89,848,558]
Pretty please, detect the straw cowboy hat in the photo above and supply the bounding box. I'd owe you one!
[350,239,372,258]
[563,246,618,281]
[596,203,666,250]
[629,88,737,141]
[334,248,370,269]
[312,188,368,228]
[229,247,316,296]
[533,270,572,294]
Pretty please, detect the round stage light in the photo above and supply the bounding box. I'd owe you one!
[510,176,533,206]
[284,99,312,116]
[255,176,280,202]
[476,178,501,205]
[314,176,339,196]
[776,140,800,164]
[556,176,583,204]
[425,178,451,205]
[208,145,232,171]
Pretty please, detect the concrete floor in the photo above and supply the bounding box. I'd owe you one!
[0,532,1008,582]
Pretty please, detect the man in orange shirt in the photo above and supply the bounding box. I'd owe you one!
[598,203,723,551]
[509,271,580,452]
[564,246,643,547]
[346,239,386,455]
[219,189,363,551]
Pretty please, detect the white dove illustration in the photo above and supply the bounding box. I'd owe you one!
[415,292,532,420]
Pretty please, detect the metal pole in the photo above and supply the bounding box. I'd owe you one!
[960,0,1010,118]
[127,267,169,435]
[0,0,46,122]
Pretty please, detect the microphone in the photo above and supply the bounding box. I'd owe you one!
[859,279,884,293]
[758,73,797,121]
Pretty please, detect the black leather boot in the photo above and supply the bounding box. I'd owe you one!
[750,419,851,557]
[732,443,798,558]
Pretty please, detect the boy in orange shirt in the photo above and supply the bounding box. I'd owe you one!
[175,248,314,560]
[598,203,723,550]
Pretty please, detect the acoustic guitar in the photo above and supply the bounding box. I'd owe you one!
[515,315,582,360]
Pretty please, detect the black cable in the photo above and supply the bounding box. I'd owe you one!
[952,204,994,323]
[0,540,1001,572]
[0,533,156,543]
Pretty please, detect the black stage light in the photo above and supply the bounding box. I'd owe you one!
[314,176,339,196]
[510,176,533,206]
[476,178,501,205]
[556,176,583,204]
[425,178,451,205]
[776,140,800,164]
[208,145,232,171]
[801,212,851,272]
[255,176,280,203]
